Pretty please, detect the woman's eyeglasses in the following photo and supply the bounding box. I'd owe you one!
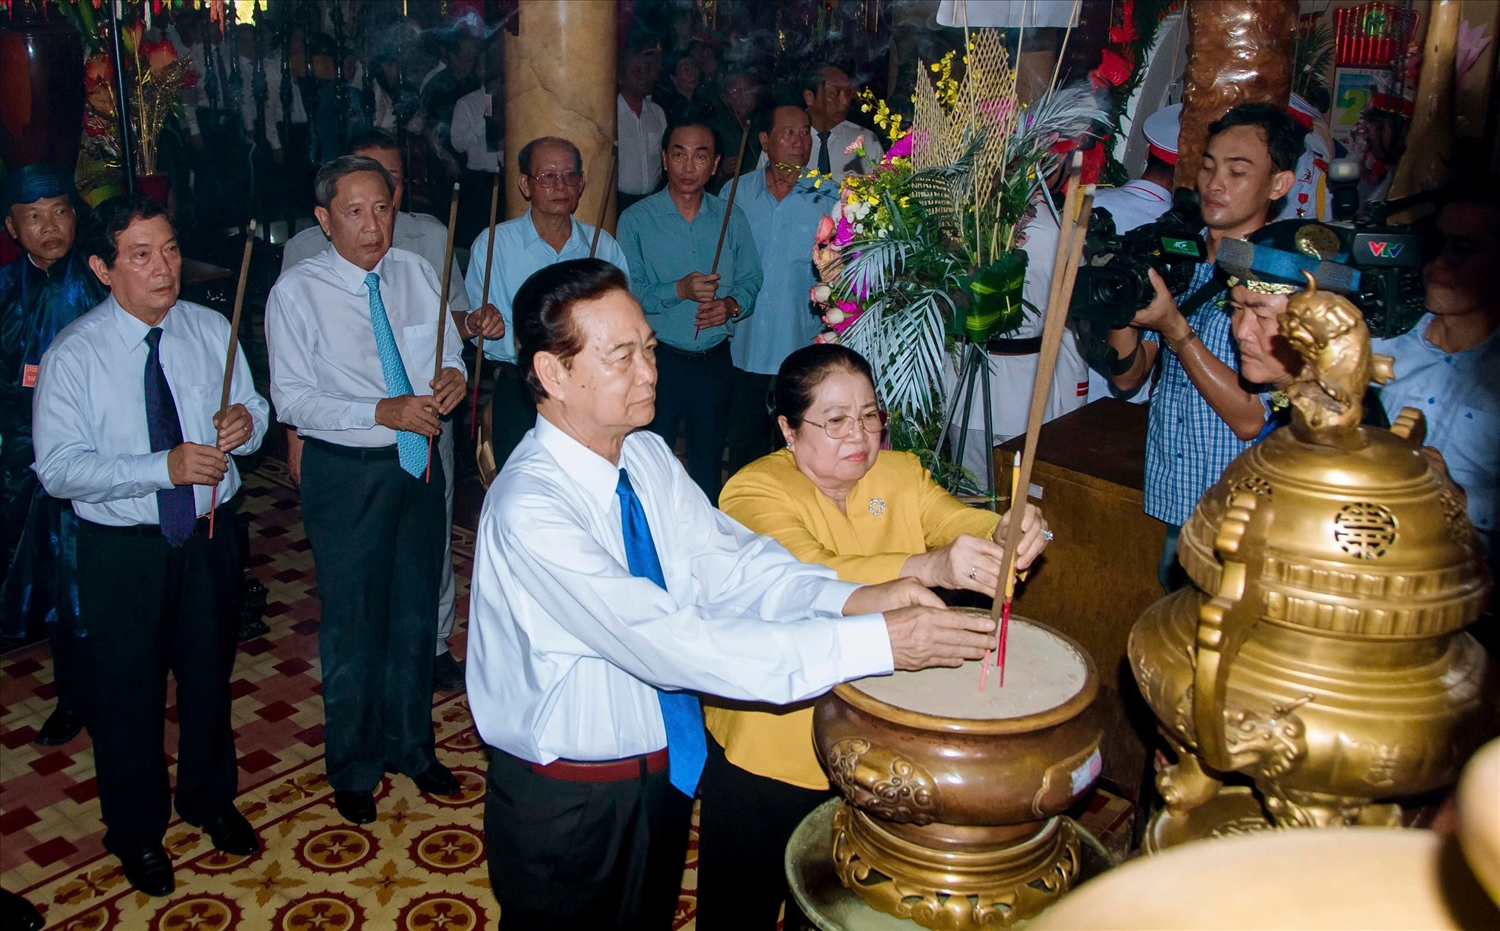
[803,410,889,440]
[529,171,584,189]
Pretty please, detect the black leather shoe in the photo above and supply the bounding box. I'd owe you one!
[432,651,466,692]
[34,707,85,746]
[0,887,45,931]
[187,809,259,857]
[334,790,377,825]
[411,762,461,797]
[117,845,175,897]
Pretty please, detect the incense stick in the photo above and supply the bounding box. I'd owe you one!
[470,174,501,439]
[591,146,617,258]
[426,183,460,483]
[208,220,256,539]
[695,116,751,341]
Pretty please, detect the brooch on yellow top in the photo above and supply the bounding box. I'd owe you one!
[867,498,886,516]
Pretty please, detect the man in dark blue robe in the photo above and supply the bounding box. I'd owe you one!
[0,164,107,745]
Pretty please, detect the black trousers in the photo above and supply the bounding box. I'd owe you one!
[457,168,501,247]
[300,440,446,791]
[76,507,241,854]
[484,750,693,929]
[696,736,834,931]
[725,368,778,478]
[488,361,537,474]
[650,342,733,505]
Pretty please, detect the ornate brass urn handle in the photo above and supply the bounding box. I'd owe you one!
[1193,492,1262,772]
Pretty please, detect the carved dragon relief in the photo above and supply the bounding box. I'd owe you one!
[825,738,939,825]
[1278,272,1394,449]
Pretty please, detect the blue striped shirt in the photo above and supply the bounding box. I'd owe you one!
[1143,261,1254,526]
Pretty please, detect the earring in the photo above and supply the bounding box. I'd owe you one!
[786,442,793,450]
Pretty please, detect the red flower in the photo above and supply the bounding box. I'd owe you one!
[1081,143,1106,185]
[141,38,177,74]
[85,53,113,89]
[1090,49,1134,89]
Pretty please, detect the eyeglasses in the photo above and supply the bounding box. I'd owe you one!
[667,150,715,166]
[802,410,888,439]
[529,171,583,189]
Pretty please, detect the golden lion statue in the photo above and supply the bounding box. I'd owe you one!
[1278,272,1395,448]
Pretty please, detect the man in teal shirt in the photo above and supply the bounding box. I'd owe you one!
[723,104,836,474]
[465,136,630,471]
[617,122,762,502]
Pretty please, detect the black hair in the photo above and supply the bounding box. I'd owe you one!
[518,137,584,177]
[800,63,845,100]
[86,193,172,269]
[345,127,400,157]
[313,155,395,210]
[1207,103,1305,174]
[514,258,631,403]
[661,120,722,157]
[775,344,877,428]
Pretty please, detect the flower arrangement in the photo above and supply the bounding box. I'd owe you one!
[80,21,196,181]
[1090,0,1178,186]
[806,30,1106,478]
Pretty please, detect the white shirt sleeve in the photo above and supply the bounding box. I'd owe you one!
[32,345,173,504]
[264,283,382,432]
[494,496,892,705]
[450,93,483,158]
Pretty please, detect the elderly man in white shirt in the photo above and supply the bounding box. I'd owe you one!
[803,63,884,184]
[33,195,269,897]
[468,257,997,929]
[280,128,500,693]
[266,156,470,827]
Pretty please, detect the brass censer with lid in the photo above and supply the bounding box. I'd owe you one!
[1129,275,1496,850]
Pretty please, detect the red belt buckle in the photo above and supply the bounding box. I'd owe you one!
[531,748,670,782]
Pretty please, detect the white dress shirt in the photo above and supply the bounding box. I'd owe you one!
[450,88,501,173]
[265,246,464,448]
[467,416,894,764]
[463,210,629,363]
[810,120,885,184]
[617,93,668,195]
[239,53,308,151]
[280,212,471,315]
[32,297,269,527]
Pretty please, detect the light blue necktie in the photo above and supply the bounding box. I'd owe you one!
[365,272,427,478]
[616,467,706,797]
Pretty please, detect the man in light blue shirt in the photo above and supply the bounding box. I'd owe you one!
[465,136,629,472]
[723,104,835,474]
[617,122,763,502]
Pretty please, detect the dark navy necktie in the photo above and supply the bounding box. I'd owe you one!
[144,327,197,547]
[817,130,832,176]
[615,467,706,797]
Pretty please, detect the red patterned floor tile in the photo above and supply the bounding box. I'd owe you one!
[3,657,42,677]
[237,749,280,774]
[294,725,325,748]
[64,778,99,805]
[30,681,56,701]
[255,701,298,723]
[274,657,312,677]
[229,679,259,700]
[0,806,39,834]
[290,618,321,636]
[239,638,277,657]
[1,725,37,749]
[28,752,73,777]
[25,836,78,867]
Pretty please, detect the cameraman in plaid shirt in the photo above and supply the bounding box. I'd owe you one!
[1105,104,1303,590]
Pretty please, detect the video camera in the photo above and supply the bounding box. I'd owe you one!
[1070,187,1207,330]
[1322,158,1427,339]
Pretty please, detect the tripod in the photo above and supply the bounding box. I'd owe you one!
[933,338,996,497]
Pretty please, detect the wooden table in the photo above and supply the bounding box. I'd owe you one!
[996,398,1168,803]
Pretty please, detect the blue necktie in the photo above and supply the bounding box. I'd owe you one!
[615,467,706,797]
[143,327,197,547]
[817,130,832,176]
[365,272,428,478]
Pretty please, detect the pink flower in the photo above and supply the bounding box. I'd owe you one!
[834,217,855,247]
[844,134,865,156]
[883,134,912,162]
[815,214,836,245]
[813,331,840,345]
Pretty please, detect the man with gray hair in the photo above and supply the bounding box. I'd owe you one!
[266,155,468,826]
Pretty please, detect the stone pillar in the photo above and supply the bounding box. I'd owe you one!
[504,0,617,232]
[1174,0,1297,190]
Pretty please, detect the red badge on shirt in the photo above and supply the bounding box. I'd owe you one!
[22,363,39,388]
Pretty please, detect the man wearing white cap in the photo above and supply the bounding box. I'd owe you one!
[1085,104,1181,404]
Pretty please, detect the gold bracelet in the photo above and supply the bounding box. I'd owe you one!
[1167,328,1200,355]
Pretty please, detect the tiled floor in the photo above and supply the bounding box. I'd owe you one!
[1,460,1129,929]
